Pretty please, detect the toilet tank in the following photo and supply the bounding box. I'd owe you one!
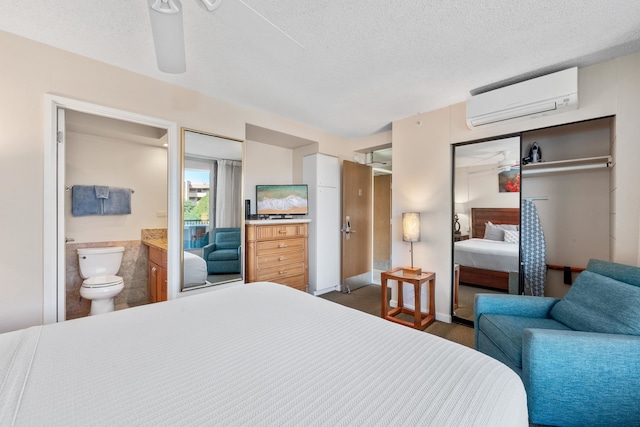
[77,246,125,278]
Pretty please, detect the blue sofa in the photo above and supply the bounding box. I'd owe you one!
[475,259,640,426]
[202,228,241,274]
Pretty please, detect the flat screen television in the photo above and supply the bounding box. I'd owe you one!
[256,184,308,217]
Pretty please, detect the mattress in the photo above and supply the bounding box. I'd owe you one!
[0,283,528,426]
[183,251,207,286]
[454,238,520,272]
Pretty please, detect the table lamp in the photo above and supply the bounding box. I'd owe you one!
[402,212,421,275]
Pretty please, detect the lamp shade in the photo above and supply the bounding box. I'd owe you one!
[402,212,421,242]
[454,202,468,214]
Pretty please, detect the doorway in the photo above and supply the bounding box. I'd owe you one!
[43,95,180,323]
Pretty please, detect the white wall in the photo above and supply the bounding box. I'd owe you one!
[392,55,640,322]
[243,140,294,214]
[66,132,168,243]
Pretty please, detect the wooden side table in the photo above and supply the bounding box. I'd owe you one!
[381,267,436,330]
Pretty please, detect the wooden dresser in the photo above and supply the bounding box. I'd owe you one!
[245,220,309,292]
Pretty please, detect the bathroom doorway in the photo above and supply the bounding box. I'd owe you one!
[43,95,180,323]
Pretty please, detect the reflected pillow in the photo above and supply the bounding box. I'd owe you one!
[504,230,519,244]
[484,222,504,241]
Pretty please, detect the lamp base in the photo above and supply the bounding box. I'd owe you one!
[402,266,422,276]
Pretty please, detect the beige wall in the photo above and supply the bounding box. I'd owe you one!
[0,31,354,333]
[66,131,168,243]
[392,54,640,322]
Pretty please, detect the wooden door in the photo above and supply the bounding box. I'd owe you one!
[373,174,392,270]
[341,161,372,292]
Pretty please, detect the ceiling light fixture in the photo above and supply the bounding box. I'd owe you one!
[199,0,222,11]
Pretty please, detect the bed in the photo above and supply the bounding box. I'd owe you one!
[454,207,520,291]
[183,250,208,287]
[0,282,528,426]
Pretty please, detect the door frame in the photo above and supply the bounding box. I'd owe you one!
[43,95,180,324]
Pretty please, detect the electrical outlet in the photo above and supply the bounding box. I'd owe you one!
[157,210,167,217]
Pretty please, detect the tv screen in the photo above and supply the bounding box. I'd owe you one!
[256,184,308,216]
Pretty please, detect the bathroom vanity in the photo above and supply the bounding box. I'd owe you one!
[148,245,168,302]
[142,229,168,303]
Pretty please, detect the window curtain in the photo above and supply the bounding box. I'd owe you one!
[216,159,242,228]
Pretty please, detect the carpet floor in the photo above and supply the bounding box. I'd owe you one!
[319,284,475,348]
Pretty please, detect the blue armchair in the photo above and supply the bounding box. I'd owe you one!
[475,259,640,427]
[202,228,241,274]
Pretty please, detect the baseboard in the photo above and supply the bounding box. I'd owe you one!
[313,286,339,296]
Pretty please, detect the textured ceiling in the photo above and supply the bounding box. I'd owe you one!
[1,1,640,139]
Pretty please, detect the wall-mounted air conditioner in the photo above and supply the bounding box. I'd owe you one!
[466,67,578,129]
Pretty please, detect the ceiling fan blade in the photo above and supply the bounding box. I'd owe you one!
[148,0,186,73]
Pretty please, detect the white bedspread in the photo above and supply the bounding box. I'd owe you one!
[454,238,520,272]
[0,283,528,426]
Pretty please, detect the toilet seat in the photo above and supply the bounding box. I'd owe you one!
[82,275,123,288]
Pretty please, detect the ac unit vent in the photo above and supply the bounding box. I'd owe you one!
[466,68,578,129]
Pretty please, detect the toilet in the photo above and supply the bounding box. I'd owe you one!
[78,246,125,316]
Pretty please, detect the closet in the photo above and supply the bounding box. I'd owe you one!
[452,116,613,324]
[520,117,612,297]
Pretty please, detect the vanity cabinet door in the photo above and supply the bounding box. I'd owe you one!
[149,261,159,303]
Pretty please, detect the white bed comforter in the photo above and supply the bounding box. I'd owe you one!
[0,283,527,426]
[454,238,520,272]
[183,251,208,286]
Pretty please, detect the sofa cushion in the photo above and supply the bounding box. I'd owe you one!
[550,270,640,335]
[207,248,239,261]
[478,314,571,368]
[587,259,640,287]
[214,230,240,249]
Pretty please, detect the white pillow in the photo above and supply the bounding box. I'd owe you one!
[484,222,504,241]
[504,230,520,244]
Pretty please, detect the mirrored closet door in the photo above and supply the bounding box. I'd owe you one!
[452,136,521,324]
[181,129,244,291]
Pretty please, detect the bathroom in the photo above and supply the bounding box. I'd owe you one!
[64,111,168,319]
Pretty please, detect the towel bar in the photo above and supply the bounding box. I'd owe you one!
[66,186,135,193]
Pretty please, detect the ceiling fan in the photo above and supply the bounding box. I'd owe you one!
[147,0,303,73]
[469,151,519,175]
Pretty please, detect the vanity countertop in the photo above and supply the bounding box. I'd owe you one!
[142,238,168,251]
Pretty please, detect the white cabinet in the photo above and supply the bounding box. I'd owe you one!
[303,153,341,295]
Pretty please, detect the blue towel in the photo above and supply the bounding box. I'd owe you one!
[95,186,109,199]
[72,185,103,216]
[103,187,132,215]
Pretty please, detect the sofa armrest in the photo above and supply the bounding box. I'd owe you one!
[202,242,217,259]
[522,329,640,426]
[474,294,560,325]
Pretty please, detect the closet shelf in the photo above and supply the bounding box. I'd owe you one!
[521,155,612,175]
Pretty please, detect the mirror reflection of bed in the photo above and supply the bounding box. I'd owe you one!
[182,129,243,290]
[454,208,520,321]
[453,137,521,323]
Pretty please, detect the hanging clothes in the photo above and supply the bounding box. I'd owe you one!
[521,199,547,296]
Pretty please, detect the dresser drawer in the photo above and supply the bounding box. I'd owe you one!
[255,224,307,240]
[257,262,306,282]
[257,250,305,269]
[257,238,304,253]
[276,274,307,291]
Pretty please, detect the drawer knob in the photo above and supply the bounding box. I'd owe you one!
[279,271,287,275]
[278,243,287,248]
[278,230,287,234]
[279,256,287,261]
